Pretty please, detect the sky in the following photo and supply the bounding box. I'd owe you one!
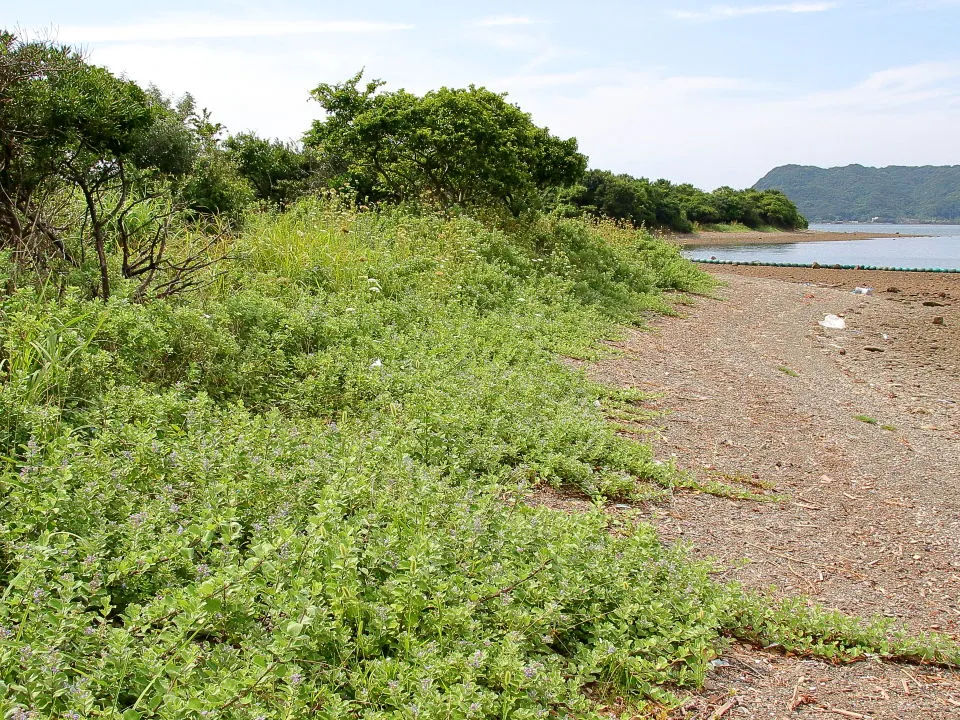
[8,1,960,189]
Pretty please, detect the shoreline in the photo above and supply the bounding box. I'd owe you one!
[583,270,959,717]
[669,229,919,247]
[696,262,958,299]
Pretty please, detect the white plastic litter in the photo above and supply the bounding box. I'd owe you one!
[852,287,873,295]
[819,314,846,329]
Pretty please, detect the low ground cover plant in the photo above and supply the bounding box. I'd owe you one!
[1,201,955,718]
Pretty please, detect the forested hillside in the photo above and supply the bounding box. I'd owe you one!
[754,164,960,223]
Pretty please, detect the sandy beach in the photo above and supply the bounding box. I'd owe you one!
[671,229,916,247]
[537,263,959,717]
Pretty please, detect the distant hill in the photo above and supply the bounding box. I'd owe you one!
[753,164,960,223]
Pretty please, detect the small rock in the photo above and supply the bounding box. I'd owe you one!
[886,286,901,293]
[933,316,945,325]
[839,349,846,355]
[923,301,946,307]
[863,347,884,352]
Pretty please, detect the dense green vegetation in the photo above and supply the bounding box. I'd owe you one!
[0,33,953,719]
[305,73,587,215]
[5,201,954,720]
[755,164,960,223]
[559,171,807,233]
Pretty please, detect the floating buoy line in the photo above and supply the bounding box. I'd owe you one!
[688,259,960,273]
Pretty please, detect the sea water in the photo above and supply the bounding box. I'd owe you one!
[682,224,960,271]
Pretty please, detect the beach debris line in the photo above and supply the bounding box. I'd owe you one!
[819,314,846,329]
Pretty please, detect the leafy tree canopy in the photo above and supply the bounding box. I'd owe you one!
[561,170,806,232]
[224,132,314,209]
[0,33,229,299]
[304,72,587,214]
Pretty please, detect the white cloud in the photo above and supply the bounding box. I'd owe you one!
[802,61,960,110]
[64,8,959,191]
[670,3,838,21]
[58,18,413,44]
[503,64,960,189]
[660,75,769,92]
[473,16,539,27]
[87,40,381,141]
[487,71,591,91]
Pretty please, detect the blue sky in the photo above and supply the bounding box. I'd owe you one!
[8,1,960,188]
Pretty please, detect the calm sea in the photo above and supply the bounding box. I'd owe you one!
[682,223,960,271]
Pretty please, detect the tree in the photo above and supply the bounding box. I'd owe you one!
[756,189,807,229]
[165,97,256,222]
[0,33,89,270]
[559,171,806,232]
[649,179,692,233]
[0,33,223,300]
[304,72,586,214]
[224,133,312,209]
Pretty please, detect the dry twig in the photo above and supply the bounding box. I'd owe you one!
[707,697,738,719]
